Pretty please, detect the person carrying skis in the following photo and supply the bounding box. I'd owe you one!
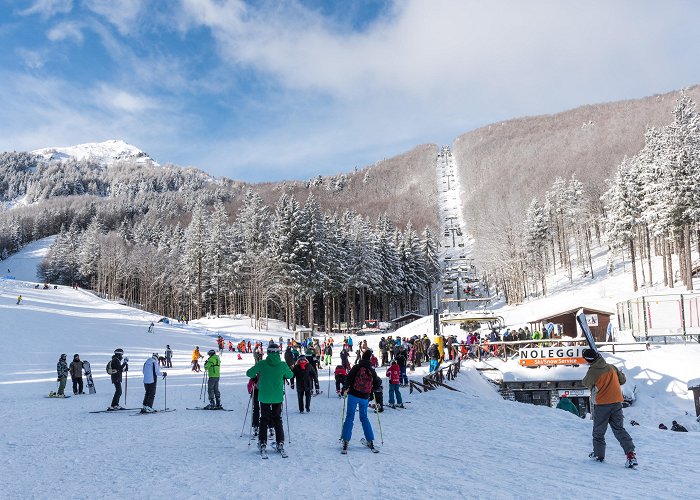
[340,349,381,453]
[141,352,167,413]
[165,345,173,368]
[385,359,404,408]
[108,348,128,409]
[291,354,313,413]
[246,343,293,457]
[581,348,637,467]
[69,354,85,395]
[56,354,69,397]
[204,349,222,409]
[191,346,203,372]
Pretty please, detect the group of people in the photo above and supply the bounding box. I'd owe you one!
[52,353,88,397]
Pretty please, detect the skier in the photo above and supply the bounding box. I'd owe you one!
[245,343,293,458]
[340,350,381,453]
[191,346,203,372]
[378,337,388,366]
[323,342,333,367]
[108,348,128,409]
[372,372,384,413]
[385,359,404,408]
[395,346,408,386]
[16,295,22,305]
[228,340,234,352]
[55,354,69,397]
[428,342,440,372]
[334,364,347,397]
[204,349,222,409]
[305,346,321,395]
[291,354,313,413]
[671,420,688,432]
[581,348,637,467]
[69,354,85,395]
[141,352,167,413]
[165,345,173,368]
[339,345,351,371]
[284,344,295,369]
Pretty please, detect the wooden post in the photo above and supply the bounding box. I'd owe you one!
[688,382,700,418]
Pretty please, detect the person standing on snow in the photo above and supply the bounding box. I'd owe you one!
[165,345,173,368]
[246,343,293,457]
[340,350,381,452]
[291,354,313,413]
[55,354,69,397]
[204,349,222,409]
[323,342,333,367]
[191,346,203,372]
[69,354,85,395]
[385,360,404,408]
[581,348,637,467]
[108,348,128,409]
[141,353,167,413]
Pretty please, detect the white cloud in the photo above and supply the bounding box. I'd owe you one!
[91,83,159,113]
[47,21,84,43]
[15,48,47,69]
[83,0,145,35]
[18,0,72,18]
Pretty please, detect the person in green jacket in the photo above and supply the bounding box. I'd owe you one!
[246,343,293,456]
[556,396,580,417]
[204,349,222,409]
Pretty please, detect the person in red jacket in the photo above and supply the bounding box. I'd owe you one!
[334,364,347,397]
[385,360,403,408]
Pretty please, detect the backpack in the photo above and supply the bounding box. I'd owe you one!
[106,360,117,375]
[352,367,373,394]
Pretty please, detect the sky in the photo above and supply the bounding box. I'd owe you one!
[2,1,700,182]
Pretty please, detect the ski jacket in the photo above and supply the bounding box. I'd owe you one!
[284,348,294,368]
[165,348,173,360]
[57,360,69,378]
[292,360,314,392]
[386,363,401,384]
[204,354,221,378]
[344,360,381,400]
[192,348,202,361]
[143,356,163,384]
[428,344,439,360]
[324,345,332,356]
[246,353,293,404]
[69,360,84,379]
[671,422,688,432]
[395,350,407,368]
[109,355,126,383]
[334,366,347,377]
[582,356,625,405]
[556,397,580,417]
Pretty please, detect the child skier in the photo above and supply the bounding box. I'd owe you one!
[386,360,404,408]
[334,364,347,397]
[191,346,203,372]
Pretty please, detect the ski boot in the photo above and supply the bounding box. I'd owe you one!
[203,399,216,410]
[625,451,638,468]
[588,451,604,462]
[276,442,288,458]
[215,398,222,410]
[253,426,259,437]
[341,440,349,454]
[258,442,268,459]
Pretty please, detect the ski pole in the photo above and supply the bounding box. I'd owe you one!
[199,371,207,401]
[241,389,253,438]
[373,393,383,445]
[124,368,128,406]
[327,366,331,398]
[340,394,346,441]
[164,374,167,411]
[284,388,291,445]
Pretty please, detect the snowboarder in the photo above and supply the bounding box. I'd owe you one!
[191,346,203,372]
[108,348,128,409]
[581,348,637,467]
[340,350,381,453]
[204,349,221,409]
[16,295,22,305]
[165,345,173,368]
[55,354,69,397]
[671,420,688,432]
[142,353,167,413]
[245,343,293,457]
[291,354,313,413]
[69,354,85,395]
[385,360,404,408]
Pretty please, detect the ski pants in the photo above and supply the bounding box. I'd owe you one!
[388,383,403,405]
[143,382,157,408]
[252,389,260,429]
[341,394,375,442]
[297,389,311,412]
[592,402,635,458]
[259,402,284,445]
[324,354,332,365]
[381,350,388,366]
[111,381,122,407]
[310,367,319,391]
[165,357,172,368]
[373,390,383,410]
[335,375,345,393]
[57,376,67,396]
[71,377,83,394]
[207,377,220,402]
[429,359,439,373]
[399,366,408,385]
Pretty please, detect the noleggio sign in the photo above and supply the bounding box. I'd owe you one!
[519,346,586,366]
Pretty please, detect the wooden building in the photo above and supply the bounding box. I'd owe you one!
[528,306,614,342]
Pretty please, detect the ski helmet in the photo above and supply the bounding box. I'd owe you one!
[152,352,159,359]
[114,348,124,355]
[207,349,215,356]
[267,343,280,354]
[582,348,599,363]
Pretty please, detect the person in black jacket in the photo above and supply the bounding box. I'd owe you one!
[339,345,351,371]
[671,420,688,432]
[291,355,313,413]
[394,347,408,386]
[284,345,295,369]
[108,348,128,410]
[340,350,381,452]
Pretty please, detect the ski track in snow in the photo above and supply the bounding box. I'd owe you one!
[2,236,700,499]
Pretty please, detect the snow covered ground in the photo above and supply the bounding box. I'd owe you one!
[1,242,700,499]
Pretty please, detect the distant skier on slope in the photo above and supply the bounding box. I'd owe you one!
[581,349,637,467]
[108,348,128,410]
[165,345,173,368]
[141,353,167,413]
[16,295,22,305]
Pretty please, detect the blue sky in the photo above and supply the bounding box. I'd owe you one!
[2,0,700,182]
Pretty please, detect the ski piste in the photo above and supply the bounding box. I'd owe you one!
[89,407,140,413]
[186,407,234,411]
[360,438,379,453]
[131,409,176,415]
[83,360,96,394]
[576,309,598,353]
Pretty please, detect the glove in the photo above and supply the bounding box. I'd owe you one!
[124,357,129,362]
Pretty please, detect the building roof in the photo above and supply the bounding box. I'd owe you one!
[390,312,424,323]
[528,305,615,324]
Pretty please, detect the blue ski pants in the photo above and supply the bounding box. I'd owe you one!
[341,394,374,442]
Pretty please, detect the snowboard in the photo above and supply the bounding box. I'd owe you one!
[360,438,379,453]
[46,392,70,398]
[82,361,96,394]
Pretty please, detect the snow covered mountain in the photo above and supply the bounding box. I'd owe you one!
[31,139,159,167]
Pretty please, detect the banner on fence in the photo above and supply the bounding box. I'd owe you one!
[558,388,590,397]
[519,346,587,366]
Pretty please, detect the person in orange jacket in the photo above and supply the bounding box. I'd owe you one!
[191,346,203,372]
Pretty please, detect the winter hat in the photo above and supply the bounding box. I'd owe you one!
[60,354,67,360]
[73,354,80,360]
[114,348,124,355]
[207,349,216,356]
[362,349,373,361]
[582,348,599,362]
[267,343,280,354]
